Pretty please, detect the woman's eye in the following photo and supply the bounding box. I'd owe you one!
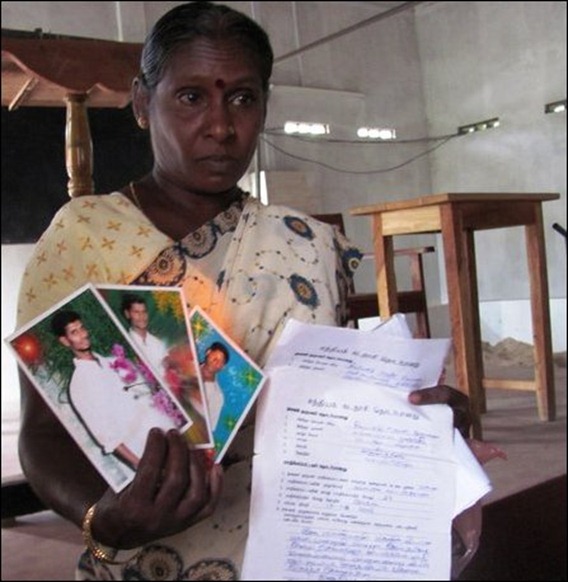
[231,92,257,106]
[179,91,201,104]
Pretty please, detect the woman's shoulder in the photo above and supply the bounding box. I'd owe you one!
[44,191,149,236]
[56,191,131,214]
[243,197,335,235]
[243,196,310,218]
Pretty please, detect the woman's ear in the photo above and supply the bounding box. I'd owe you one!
[131,77,150,130]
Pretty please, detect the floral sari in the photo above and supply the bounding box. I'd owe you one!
[18,191,360,366]
[17,189,362,580]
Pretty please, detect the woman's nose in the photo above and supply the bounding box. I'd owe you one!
[206,102,236,142]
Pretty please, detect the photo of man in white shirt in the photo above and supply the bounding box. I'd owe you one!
[122,293,169,382]
[199,342,230,432]
[51,309,179,470]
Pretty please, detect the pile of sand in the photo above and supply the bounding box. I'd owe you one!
[443,337,566,372]
[482,338,535,368]
[481,337,566,369]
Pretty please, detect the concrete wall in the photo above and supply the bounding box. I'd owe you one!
[414,0,566,353]
[416,1,566,297]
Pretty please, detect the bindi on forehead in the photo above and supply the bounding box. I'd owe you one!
[215,79,226,89]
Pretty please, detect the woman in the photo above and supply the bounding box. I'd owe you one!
[17,2,472,579]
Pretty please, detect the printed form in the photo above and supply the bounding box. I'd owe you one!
[242,319,490,580]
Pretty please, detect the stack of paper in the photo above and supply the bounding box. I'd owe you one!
[242,317,491,581]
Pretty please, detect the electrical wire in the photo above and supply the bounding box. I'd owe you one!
[259,133,461,174]
[262,129,458,144]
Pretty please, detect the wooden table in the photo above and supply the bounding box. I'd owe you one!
[2,36,142,197]
[350,193,559,439]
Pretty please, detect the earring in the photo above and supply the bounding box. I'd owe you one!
[227,125,236,136]
[137,116,148,129]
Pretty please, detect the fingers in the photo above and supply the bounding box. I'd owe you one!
[89,430,225,548]
[176,450,223,525]
[154,430,190,507]
[113,429,222,541]
[408,385,470,414]
[467,438,508,464]
[444,386,470,410]
[408,384,472,438]
[184,449,208,505]
[128,428,168,502]
[441,387,472,437]
[183,461,224,525]
[209,463,224,500]
[409,384,466,406]
[453,407,473,439]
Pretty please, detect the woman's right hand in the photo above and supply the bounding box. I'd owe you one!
[91,429,224,549]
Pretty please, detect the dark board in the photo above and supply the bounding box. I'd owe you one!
[458,474,566,581]
[1,106,153,244]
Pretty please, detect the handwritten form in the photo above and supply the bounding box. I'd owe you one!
[265,319,451,392]
[242,319,491,580]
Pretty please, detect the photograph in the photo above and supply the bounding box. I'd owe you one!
[97,284,214,448]
[189,306,267,462]
[6,283,192,492]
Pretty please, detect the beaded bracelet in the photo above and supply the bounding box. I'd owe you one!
[82,503,127,565]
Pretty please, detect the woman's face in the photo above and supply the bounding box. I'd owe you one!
[141,38,267,195]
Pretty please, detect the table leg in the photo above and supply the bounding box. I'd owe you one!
[463,230,487,414]
[525,206,556,421]
[373,214,398,317]
[440,205,483,439]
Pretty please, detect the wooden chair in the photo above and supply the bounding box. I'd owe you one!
[312,213,434,337]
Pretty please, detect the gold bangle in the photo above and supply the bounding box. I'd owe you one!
[82,503,125,565]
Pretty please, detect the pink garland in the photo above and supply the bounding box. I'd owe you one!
[151,390,186,427]
[109,343,185,427]
[109,344,139,384]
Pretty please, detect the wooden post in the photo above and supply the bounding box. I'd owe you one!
[64,93,94,197]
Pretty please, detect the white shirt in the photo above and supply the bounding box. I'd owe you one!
[69,352,177,458]
[128,329,169,382]
[204,379,224,431]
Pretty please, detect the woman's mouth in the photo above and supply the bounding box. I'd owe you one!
[198,155,237,172]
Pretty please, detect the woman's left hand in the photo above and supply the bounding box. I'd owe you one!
[408,385,472,438]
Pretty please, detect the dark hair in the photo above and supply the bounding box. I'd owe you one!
[51,310,81,338]
[206,341,230,364]
[121,293,147,312]
[140,1,274,93]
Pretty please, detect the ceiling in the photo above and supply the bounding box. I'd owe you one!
[273,1,427,64]
[1,2,429,110]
